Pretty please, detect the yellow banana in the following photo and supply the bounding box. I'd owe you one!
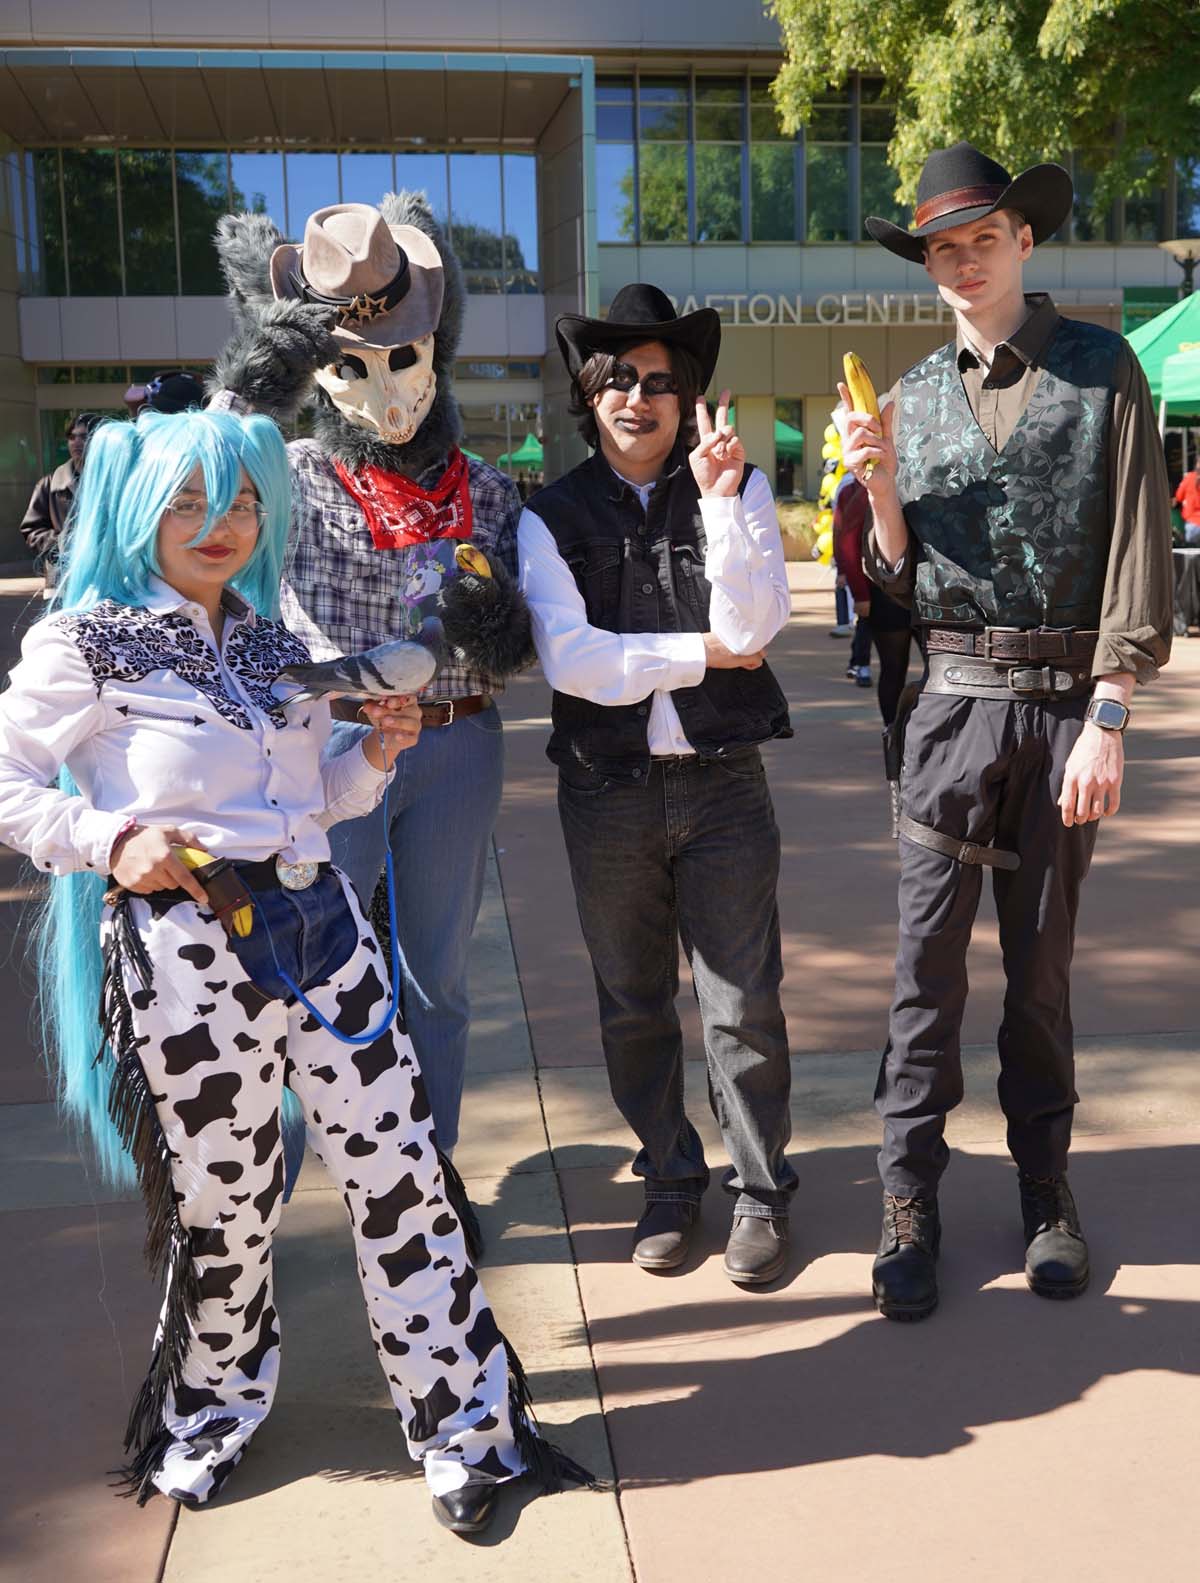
[843,351,881,481]
[454,543,492,579]
[175,846,253,937]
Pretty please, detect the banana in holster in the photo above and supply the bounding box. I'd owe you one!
[175,848,254,938]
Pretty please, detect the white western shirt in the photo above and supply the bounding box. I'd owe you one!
[518,464,791,756]
[0,578,389,877]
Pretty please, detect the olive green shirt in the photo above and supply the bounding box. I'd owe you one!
[866,293,1173,681]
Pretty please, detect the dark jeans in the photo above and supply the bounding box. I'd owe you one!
[557,748,797,1219]
[877,691,1098,1196]
[231,869,360,1003]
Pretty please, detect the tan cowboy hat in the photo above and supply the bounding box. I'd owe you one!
[269,203,444,349]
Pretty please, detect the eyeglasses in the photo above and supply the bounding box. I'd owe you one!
[167,497,267,529]
[603,361,679,398]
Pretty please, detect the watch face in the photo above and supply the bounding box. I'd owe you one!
[1089,698,1128,731]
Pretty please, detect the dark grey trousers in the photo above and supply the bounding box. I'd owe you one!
[557,748,797,1219]
[878,690,1098,1196]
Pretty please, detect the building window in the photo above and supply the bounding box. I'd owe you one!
[61,150,121,295]
[638,77,689,243]
[805,98,852,242]
[597,77,636,243]
[503,153,539,293]
[230,151,287,231]
[749,78,796,243]
[394,151,448,221]
[774,399,804,497]
[1178,155,1200,236]
[1071,153,1115,242]
[449,152,505,293]
[284,151,340,240]
[694,78,744,243]
[120,150,179,294]
[1123,154,1166,243]
[175,153,230,294]
[858,80,903,239]
[340,151,395,211]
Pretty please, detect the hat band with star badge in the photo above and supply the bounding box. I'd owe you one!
[269,203,444,351]
[288,251,412,330]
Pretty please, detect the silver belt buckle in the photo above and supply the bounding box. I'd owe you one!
[275,856,319,891]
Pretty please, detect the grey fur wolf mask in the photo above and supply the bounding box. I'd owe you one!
[212,192,467,478]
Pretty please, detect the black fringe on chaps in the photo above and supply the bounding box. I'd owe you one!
[503,1336,608,1494]
[101,895,201,1505]
[436,1148,484,1262]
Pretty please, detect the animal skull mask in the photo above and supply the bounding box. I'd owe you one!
[313,333,437,445]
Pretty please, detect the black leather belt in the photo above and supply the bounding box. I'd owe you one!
[925,625,1098,663]
[924,651,1093,701]
[896,813,1020,870]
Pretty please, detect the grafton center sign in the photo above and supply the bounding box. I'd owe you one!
[657,292,958,325]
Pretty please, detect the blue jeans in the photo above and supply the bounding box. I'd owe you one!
[326,707,505,1154]
[230,869,359,1004]
[557,749,797,1219]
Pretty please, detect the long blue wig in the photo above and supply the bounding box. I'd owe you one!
[36,408,293,1186]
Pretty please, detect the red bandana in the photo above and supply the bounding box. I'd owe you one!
[332,449,474,549]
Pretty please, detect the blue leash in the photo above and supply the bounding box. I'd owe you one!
[253,731,403,1045]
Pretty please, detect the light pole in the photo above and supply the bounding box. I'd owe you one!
[1159,237,1200,296]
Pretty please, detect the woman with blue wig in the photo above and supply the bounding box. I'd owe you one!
[0,410,577,1531]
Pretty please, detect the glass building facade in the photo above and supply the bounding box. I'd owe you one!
[18,147,540,298]
[597,71,1179,248]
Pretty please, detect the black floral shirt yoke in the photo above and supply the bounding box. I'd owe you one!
[58,602,311,730]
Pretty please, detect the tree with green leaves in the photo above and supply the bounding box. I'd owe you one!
[769,0,1200,222]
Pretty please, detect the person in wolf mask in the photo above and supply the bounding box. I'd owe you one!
[209,197,533,1164]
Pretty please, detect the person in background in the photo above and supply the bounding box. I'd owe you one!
[1173,457,1200,546]
[125,369,207,418]
[832,471,914,720]
[19,412,102,591]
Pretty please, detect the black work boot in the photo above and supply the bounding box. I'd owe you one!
[632,1200,698,1270]
[723,1215,789,1285]
[872,1193,940,1321]
[1019,1172,1089,1299]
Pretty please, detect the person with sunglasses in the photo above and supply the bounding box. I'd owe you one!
[0,409,591,1531]
[518,285,797,1285]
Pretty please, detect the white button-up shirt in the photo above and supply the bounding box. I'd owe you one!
[518,464,791,755]
[0,578,388,877]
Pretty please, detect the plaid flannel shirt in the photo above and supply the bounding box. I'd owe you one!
[278,439,522,699]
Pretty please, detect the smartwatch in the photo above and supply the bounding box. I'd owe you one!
[1085,697,1130,733]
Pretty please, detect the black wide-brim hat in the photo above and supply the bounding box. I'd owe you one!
[555,283,721,390]
[866,142,1073,264]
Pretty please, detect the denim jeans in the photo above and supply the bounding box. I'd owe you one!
[230,869,360,1004]
[557,748,796,1219]
[325,708,505,1155]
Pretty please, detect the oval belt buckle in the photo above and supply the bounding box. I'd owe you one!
[275,856,319,891]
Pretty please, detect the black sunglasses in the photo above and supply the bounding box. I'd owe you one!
[603,360,679,398]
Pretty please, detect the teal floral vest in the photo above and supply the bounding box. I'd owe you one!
[895,317,1119,628]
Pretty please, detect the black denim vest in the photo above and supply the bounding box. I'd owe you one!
[896,316,1119,629]
[529,448,792,782]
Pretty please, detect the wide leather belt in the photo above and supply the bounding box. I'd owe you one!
[925,625,1098,663]
[419,694,492,728]
[924,650,1093,701]
[330,694,492,727]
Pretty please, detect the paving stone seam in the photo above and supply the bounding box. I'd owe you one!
[491,839,640,1583]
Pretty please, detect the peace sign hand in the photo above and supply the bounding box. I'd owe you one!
[689,389,746,499]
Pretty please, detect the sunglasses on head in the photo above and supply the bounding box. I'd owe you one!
[603,360,679,398]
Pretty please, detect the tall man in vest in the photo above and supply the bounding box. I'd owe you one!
[843,145,1173,1321]
[519,287,797,1284]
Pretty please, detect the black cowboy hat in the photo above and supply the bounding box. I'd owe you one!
[555,283,721,390]
[866,142,1073,264]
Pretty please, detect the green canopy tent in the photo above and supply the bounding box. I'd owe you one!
[774,417,804,459]
[1161,347,1200,435]
[497,432,543,468]
[724,407,804,460]
[1125,293,1200,429]
[460,446,484,462]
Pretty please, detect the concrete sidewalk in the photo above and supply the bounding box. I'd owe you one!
[1,572,1198,1581]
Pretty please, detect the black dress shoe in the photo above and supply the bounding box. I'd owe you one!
[872,1193,940,1321]
[723,1215,789,1285]
[632,1200,698,1270]
[1019,1172,1089,1299]
[431,1482,498,1536]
